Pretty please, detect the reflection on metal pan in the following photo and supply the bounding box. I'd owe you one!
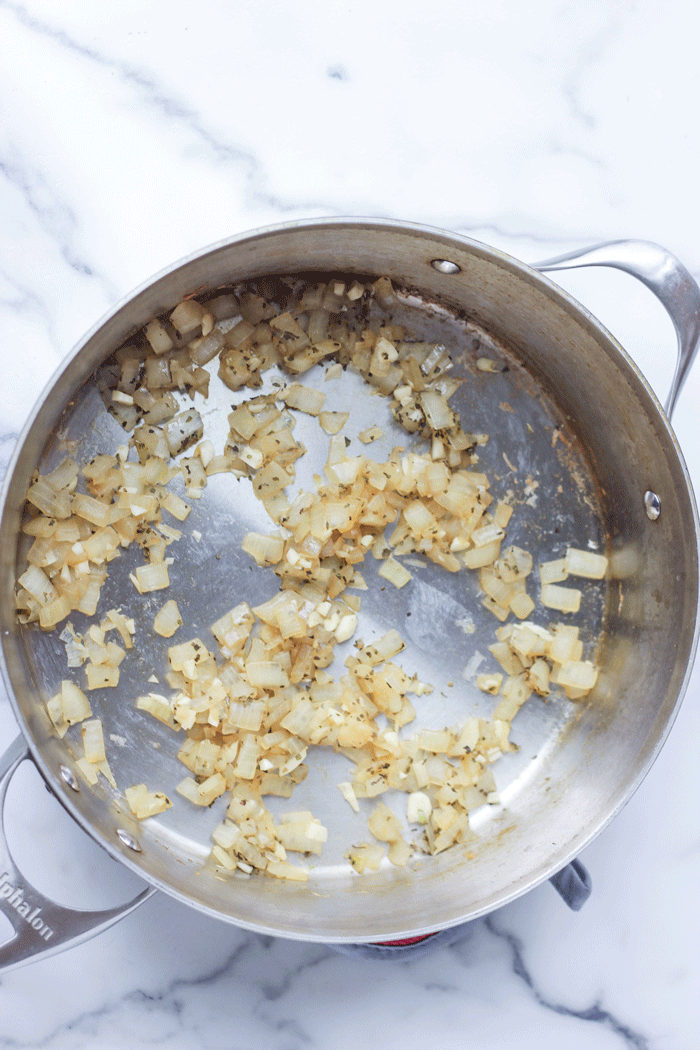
[0,221,697,970]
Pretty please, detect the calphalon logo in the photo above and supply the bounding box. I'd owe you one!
[0,872,54,941]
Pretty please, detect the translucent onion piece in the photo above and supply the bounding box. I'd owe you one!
[540,583,582,613]
[126,784,172,819]
[82,718,106,764]
[153,599,182,638]
[564,547,608,579]
[133,562,170,594]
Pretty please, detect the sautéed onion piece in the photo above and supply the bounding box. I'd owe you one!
[15,276,607,879]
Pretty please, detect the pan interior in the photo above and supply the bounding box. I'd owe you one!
[5,271,614,936]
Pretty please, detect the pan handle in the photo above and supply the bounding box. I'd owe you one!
[534,239,700,420]
[0,736,156,974]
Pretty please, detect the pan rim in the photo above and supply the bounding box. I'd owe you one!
[1,217,698,938]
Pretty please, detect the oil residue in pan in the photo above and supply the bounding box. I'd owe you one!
[18,277,608,874]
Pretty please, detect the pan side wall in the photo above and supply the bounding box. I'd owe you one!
[0,220,697,938]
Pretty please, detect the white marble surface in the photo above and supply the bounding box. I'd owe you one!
[1,1,699,1047]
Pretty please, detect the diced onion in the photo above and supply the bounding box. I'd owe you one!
[18,565,58,607]
[283,383,326,416]
[345,843,384,873]
[241,532,285,567]
[133,562,170,593]
[477,673,502,695]
[368,801,403,842]
[126,784,172,819]
[59,680,92,725]
[318,411,349,435]
[377,556,412,589]
[154,600,182,638]
[540,583,582,613]
[338,782,360,812]
[539,558,568,585]
[164,410,204,457]
[406,791,432,824]
[564,547,608,579]
[358,426,383,444]
[419,389,455,431]
[556,660,599,691]
[170,299,205,335]
[21,274,608,883]
[145,320,174,355]
[82,718,106,764]
[246,662,289,688]
[136,693,174,725]
[476,357,504,372]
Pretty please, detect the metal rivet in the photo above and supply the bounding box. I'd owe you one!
[431,259,461,275]
[116,829,142,852]
[644,490,661,520]
[59,765,80,792]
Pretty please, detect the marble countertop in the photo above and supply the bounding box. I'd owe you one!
[0,2,698,1047]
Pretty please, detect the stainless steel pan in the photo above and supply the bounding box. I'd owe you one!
[1,220,698,970]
